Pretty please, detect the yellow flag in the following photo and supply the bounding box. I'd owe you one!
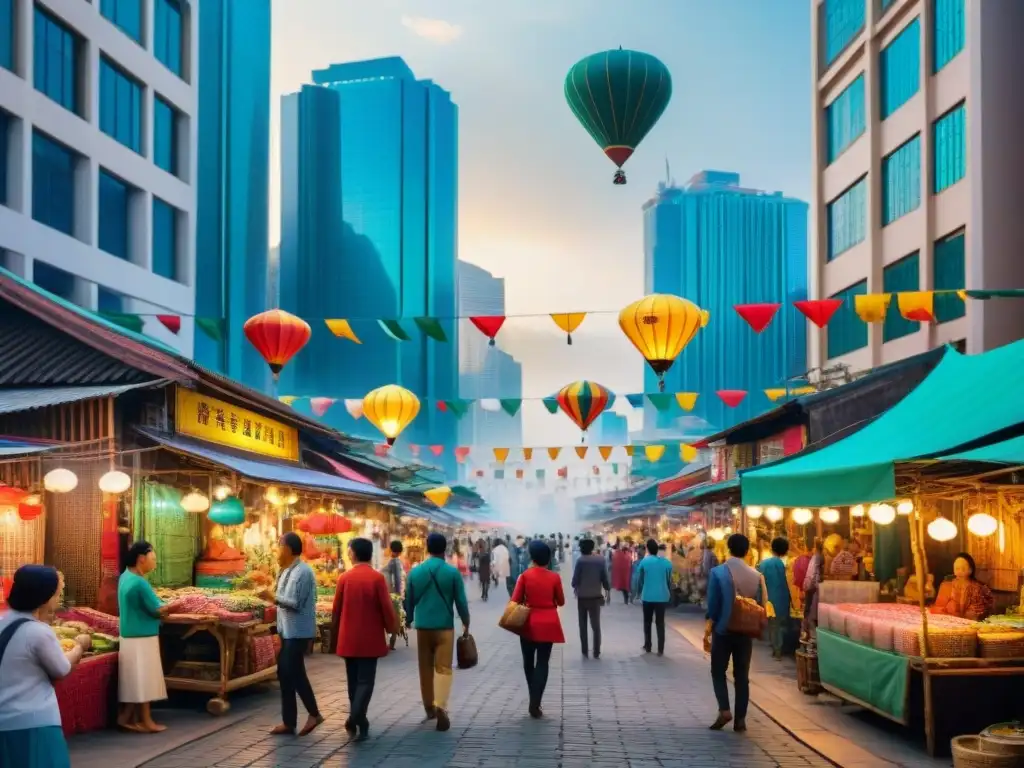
[325,319,362,343]
[956,289,967,302]
[547,447,562,460]
[522,447,533,460]
[644,444,666,462]
[680,444,698,462]
[898,291,935,322]
[624,445,635,457]
[575,446,588,459]
[764,389,787,402]
[854,294,891,323]
[791,386,816,396]
[598,446,614,461]
[424,486,452,507]
[550,313,587,344]
[493,447,510,464]
[278,395,299,406]
[675,392,698,411]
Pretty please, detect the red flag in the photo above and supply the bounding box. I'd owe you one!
[469,316,506,346]
[436,401,448,412]
[794,299,842,328]
[408,444,420,457]
[716,390,748,408]
[733,303,780,333]
[374,443,390,456]
[557,466,568,479]
[156,314,181,334]
[429,445,444,457]
[455,447,470,463]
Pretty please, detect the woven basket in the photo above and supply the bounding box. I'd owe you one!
[893,624,922,656]
[924,627,978,658]
[979,633,1024,659]
[952,736,1021,768]
[795,649,823,695]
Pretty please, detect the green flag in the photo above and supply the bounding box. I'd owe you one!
[100,311,144,334]
[647,393,674,412]
[377,319,410,341]
[499,398,522,416]
[445,399,471,417]
[542,396,559,414]
[413,317,448,342]
[196,318,224,343]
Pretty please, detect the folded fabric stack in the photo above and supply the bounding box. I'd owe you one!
[825,603,979,657]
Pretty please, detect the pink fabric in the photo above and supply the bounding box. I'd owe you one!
[313,451,375,486]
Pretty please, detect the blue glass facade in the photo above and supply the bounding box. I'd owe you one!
[100,0,142,43]
[33,260,75,300]
[100,56,143,153]
[0,111,8,207]
[883,251,920,342]
[98,169,130,260]
[154,0,183,77]
[825,74,865,164]
[34,7,80,115]
[821,0,865,68]
[882,134,921,225]
[933,102,966,194]
[933,230,966,323]
[153,95,179,176]
[152,197,178,281]
[1,0,12,71]
[641,171,808,433]
[194,0,271,391]
[31,131,75,236]
[827,177,867,260]
[933,0,965,73]
[97,286,124,313]
[827,280,868,359]
[880,18,921,120]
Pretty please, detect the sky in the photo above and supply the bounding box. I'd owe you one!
[269,0,813,445]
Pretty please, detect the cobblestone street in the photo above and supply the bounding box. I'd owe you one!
[129,575,833,768]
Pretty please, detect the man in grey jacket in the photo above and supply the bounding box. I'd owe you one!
[571,538,611,658]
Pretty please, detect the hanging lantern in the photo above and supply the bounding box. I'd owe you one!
[967,512,998,537]
[868,503,896,525]
[98,470,132,495]
[208,496,245,526]
[297,513,351,535]
[362,384,421,445]
[43,468,78,494]
[730,506,740,517]
[819,508,840,524]
[0,486,28,507]
[745,506,763,519]
[618,294,707,391]
[243,309,312,381]
[284,491,298,506]
[791,508,813,526]
[424,486,452,508]
[896,499,914,516]
[18,498,43,521]
[850,504,865,517]
[927,516,958,542]
[765,506,783,523]
[181,491,211,514]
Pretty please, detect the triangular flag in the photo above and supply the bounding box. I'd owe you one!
[612,463,619,474]
[854,294,891,323]
[374,443,390,457]
[680,444,698,462]
[469,315,505,346]
[424,486,452,507]
[197,317,224,343]
[550,312,586,345]
[325,319,361,343]
[278,395,299,406]
[156,314,181,334]
[377,319,410,341]
[436,401,448,412]
[734,303,780,333]
[480,398,501,412]
[541,396,559,414]
[644,444,666,462]
[592,466,601,475]
[493,447,510,463]
[494,469,505,480]
[624,446,635,457]
[897,291,935,322]
[310,397,336,417]
[956,289,967,301]
[413,317,448,342]
[455,446,470,463]
[791,386,816,396]
[500,399,522,416]
[101,311,144,333]
[429,445,443,457]
[647,393,674,412]
[535,469,546,480]
[598,446,613,461]
[515,469,524,480]
[344,399,364,419]
[522,448,534,460]
[675,392,698,411]
[445,400,471,417]
[547,447,562,460]
[557,466,568,479]
[764,388,788,402]
[717,390,748,408]
[575,446,589,459]
[408,444,421,457]
[794,299,843,328]
[625,394,645,408]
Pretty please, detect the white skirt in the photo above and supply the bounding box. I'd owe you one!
[118,636,168,703]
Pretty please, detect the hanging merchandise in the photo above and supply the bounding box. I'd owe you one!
[297,513,352,535]
[208,496,245,526]
[550,313,587,345]
[619,294,708,391]
[556,380,612,438]
[362,384,420,445]
[244,309,312,380]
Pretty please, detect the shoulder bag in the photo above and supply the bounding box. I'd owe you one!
[0,618,32,669]
[498,575,531,634]
[725,569,769,640]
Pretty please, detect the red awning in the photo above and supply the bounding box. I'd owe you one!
[312,451,376,487]
[657,465,711,500]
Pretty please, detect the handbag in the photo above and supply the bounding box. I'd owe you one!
[456,631,478,669]
[726,572,769,640]
[498,578,530,634]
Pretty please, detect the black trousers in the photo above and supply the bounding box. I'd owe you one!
[480,573,490,600]
[577,597,603,655]
[711,632,753,720]
[519,638,553,708]
[642,601,667,653]
[278,638,320,730]
[344,657,378,724]
[620,589,630,604]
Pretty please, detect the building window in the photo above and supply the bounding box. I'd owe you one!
[883,251,920,342]
[821,0,865,68]
[97,286,124,313]
[100,56,143,154]
[154,0,183,77]
[826,176,867,261]
[31,130,76,236]
[98,169,131,260]
[825,74,865,164]
[34,6,82,115]
[879,17,921,120]
[933,102,966,194]
[1,0,13,71]
[827,280,868,359]
[100,0,142,43]
[152,197,179,281]
[933,0,965,73]
[0,111,8,208]
[882,134,921,226]
[33,260,75,301]
[934,229,966,323]
[154,95,179,176]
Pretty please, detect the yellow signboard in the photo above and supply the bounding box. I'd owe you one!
[175,387,299,461]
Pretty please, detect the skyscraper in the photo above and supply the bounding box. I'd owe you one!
[642,170,808,433]
[279,58,459,472]
[194,0,272,390]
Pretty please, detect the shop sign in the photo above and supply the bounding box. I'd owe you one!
[756,425,806,466]
[711,446,729,482]
[175,387,299,461]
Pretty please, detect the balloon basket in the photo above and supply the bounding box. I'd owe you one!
[613,170,627,185]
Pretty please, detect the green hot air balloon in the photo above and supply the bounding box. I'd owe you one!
[564,48,672,185]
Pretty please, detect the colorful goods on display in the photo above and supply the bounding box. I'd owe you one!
[155,587,275,623]
[820,603,981,658]
[52,611,120,656]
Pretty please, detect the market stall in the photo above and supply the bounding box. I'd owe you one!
[50,608,122,735]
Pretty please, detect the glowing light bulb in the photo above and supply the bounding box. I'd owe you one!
[791,508,813,525]
[745,506,763,519]
[927,516,957,542]
[765,506,783,522]
[819,508,840,524]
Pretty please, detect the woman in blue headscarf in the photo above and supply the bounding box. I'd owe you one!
[0,565,88,768]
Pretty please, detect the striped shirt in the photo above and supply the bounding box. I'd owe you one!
[275,560,316,639]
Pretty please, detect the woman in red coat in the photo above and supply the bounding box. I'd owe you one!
[611,543,633,604]
[510,540,565,718]
[330,537,398,742]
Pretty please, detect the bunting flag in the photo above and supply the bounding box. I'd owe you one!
[377,319,410,342]
[542,396,559,414]
[494,469,505,480]
[854,294,891,323]
[598,446,614,461]
[499,399,522,416]
[547,447,562,460]
[413,317,448,342]
[557,467,568,479]
[522,448,534,460]
[101,311,144,334]
[675,392,698,411]
[493,447,510,463]
[469,316,506,346]
[592,466,600,475]
[647,393,674,412]
[374,443,390,456]
[409,444,421,457]
[763,389,788,402]
[734,303,780,333]
[444,399,471,418]
[426,445,441,457]
[156,315,181,334]
[455,446,470,463]
[717,390,748,408]
[794,299,842,328]
[480,399,502,412]
[625,393,645,408]
[624,446,635,457]
[612,463,619,474]
[278,395,299,406]
[310,397,335,417]
[325,319,361,343]
[680,444,698,462]
[536,469,546,480]
[196,317,224,342]
[898,291,935,322]
[515,469,524,480]
[344,399,364,419]
[575,446,588,459]
[644,444,665,462]
[550,312,586,345]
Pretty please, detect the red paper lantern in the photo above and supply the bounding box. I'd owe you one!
[734,303,781,334]
[18,501,43,521]
[0,486,28,507]
[716,390,748,408]
[794,299,843,328]
[297,513,352,535]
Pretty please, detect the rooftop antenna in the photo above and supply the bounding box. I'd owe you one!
[665,157,671,186]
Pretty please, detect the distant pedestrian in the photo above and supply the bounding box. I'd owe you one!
[611,543,632,604]
[491,539,511,592]
[476,541,492,601]
[511,541,565,718]
[383,540,405,651]
[636,539,674,655]
[571,538,610,658]
[758,537,791,659]
[508,536,528,597]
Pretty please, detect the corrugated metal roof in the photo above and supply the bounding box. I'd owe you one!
[0,383,162,414]
[0,438,59,456]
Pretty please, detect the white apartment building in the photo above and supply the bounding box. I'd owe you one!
[0,0,197,354]
[809,0,1024,372]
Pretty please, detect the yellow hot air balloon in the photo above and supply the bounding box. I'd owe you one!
[424,486,452,507]
[362,385,420,445]
[618,294,707,391]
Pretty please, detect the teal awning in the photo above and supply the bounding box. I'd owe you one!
[741,340,1024,507]
[940,433,1024,465]
[664,477,739,505]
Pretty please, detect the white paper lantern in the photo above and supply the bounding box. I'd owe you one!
[98,470,131,494]
[966,512,998,537]
[868,503,896,525]
[43,468,78,494]
[765,506,783,522]
[927,516,958,542]
[181,491,211,514]
[850,504,865,517]
[897,500,914,516]
[819,507,840,524]
[745,505,763,519]
[791,507,813,525]
[708,527,725,541]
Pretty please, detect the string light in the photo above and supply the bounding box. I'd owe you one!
[745,506,763,519]
[868,503,896,525]
[819,508,840,524]
[927,516,957,542]
[791,508,813,525]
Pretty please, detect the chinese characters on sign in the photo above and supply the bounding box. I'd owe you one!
[175,387,300,461]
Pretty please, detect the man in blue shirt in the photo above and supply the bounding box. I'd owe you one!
[636,538,674,656]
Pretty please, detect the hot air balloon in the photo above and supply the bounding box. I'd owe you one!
[619,294,707,391]
[362,385,420,445]
[556,380,611,439]
[243,309,312,380]
[564,48,672,185]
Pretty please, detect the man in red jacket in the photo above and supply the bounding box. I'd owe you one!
[331,537,398,742]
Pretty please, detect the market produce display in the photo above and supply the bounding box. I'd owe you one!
[51,616,119,657]
[822,603,981,657]
[155,587,274,623]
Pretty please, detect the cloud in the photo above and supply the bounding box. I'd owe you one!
[400,15,463,44]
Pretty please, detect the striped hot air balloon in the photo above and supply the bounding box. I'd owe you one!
[556,380,612,439]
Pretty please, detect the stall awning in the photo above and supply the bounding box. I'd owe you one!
[0,437,60,456]
[741,340,1024,507]
[138,429,391,499]
[0,383,160,414]
[664,477,739,506]
[940,433,1024,465]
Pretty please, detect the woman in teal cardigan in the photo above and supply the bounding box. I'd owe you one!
[757,537,792,659]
